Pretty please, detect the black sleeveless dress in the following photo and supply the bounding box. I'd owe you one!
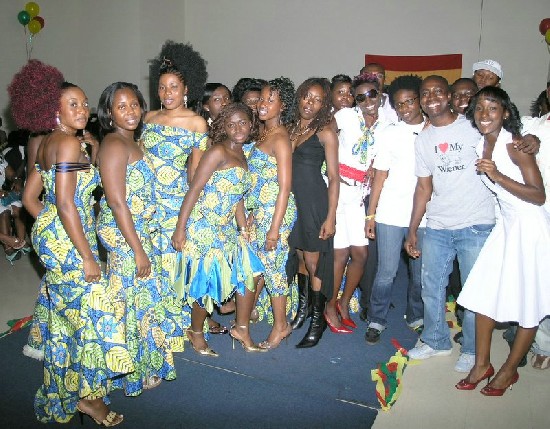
[287,133,334,299]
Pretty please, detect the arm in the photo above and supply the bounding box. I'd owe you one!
[26,134,44,174]
[265,133,293,250]
[318,127,340,240]
[404,176,432,258]
[55,137,101,282]
[365,169,388,240]
[186,147,204,183]
[171,145,225,250]
[476,140,545,205]
[22,168,44,218]
[99,136,151,278]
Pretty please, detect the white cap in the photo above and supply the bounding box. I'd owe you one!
[473,59,503,80]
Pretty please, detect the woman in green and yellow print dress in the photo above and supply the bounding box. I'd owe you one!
[18,66,131,425]
[96,82,177,395]
[246,77,298,349]
[172,103,264,356]
[143,46,209,346]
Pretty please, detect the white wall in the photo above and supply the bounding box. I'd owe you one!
[1,0,549,131]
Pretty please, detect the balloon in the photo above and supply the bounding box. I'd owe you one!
[25,2,40,18]
[546,29,550,45]
[34,15,44,29]
[17,10,30,26]
[28,19,41,35]
[539,18,550,36]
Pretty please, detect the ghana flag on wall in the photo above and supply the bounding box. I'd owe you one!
[364,54,462,85]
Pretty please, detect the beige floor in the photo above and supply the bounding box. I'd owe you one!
[2,251,549,429]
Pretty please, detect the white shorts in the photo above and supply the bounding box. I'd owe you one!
[334,184,369,249]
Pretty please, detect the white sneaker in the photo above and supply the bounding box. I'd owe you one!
[408,343,452,360]
[454,353,475,373]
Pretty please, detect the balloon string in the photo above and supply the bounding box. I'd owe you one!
[24,26,30,61]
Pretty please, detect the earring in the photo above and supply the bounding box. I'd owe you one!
[207,117,213,126]
[109,119,113,127]
[55,116,61,126]
[184,95,188,108]
[160,103,163,111]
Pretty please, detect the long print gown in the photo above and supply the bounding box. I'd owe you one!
[96,155,177,396]
[246,145,298,323]
[141,123,207,344]
[174,167,264,314]
[32,161,133,423]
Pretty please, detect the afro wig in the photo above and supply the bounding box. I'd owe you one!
[8,59,65,133]
[149,40,208,109]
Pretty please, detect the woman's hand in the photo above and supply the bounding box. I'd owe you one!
[83,257,101,283]
[171,227,186,251]
[134,249,151,278]
[366,219,376,239]
[319,218,336,240]
[476,158,503,183]
[264,228,279,251]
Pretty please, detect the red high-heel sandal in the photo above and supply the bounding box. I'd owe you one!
[336,301,357,329]
[480,372,519,396]
[455,364,494,390]
[324,313,353,334]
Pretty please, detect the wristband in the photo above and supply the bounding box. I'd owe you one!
[365,214,375,221]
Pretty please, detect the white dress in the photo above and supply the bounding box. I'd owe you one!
[457,129,550,328]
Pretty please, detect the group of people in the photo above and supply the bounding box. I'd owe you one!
[5,39,550,424]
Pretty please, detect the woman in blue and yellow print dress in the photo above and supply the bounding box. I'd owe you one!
[142,57,208,347]
[172,103,264,356]
[21,79,132,426]
[96,82,177,396]
[246,78,298,349]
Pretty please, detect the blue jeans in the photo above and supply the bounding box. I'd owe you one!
[420,224,494,354]
[368,224,424,330]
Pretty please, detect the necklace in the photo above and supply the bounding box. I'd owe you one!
[257,124,282,144]
[289,122,312,143]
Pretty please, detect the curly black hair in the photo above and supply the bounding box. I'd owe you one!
[330,74,352,90]
[97,82,147,141]
[210,103,259,146]
[149,40,208,109]
[232,78,268,104]
[465,86,522,137]
[290,77,333,134]
[264,77,295,126]
[387,75,422,109]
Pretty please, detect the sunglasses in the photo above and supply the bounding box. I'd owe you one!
[355,89,379,103]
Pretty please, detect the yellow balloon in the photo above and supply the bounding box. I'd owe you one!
[25,2,40,18]
[28,18,41,35]
[546,29,550,45]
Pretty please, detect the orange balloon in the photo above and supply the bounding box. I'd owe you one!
[28,18,41,35]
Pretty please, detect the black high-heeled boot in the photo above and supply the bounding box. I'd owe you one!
[290,273,312,330]
[296,291,326,348]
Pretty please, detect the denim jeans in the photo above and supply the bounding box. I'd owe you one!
[533,317,550,356]
[420,224,494,354]
[368,224,424,331]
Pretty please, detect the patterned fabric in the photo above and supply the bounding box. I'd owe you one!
[141,123,207,343]
[246,145,298,324]
[174,167,264,314]
[32,163,133,423]
[96,156,178,396]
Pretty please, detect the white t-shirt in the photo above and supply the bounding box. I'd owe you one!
[373,121,427,228]
[415,115,495,229]
[334,106,392,174]
[522,113,550,213]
